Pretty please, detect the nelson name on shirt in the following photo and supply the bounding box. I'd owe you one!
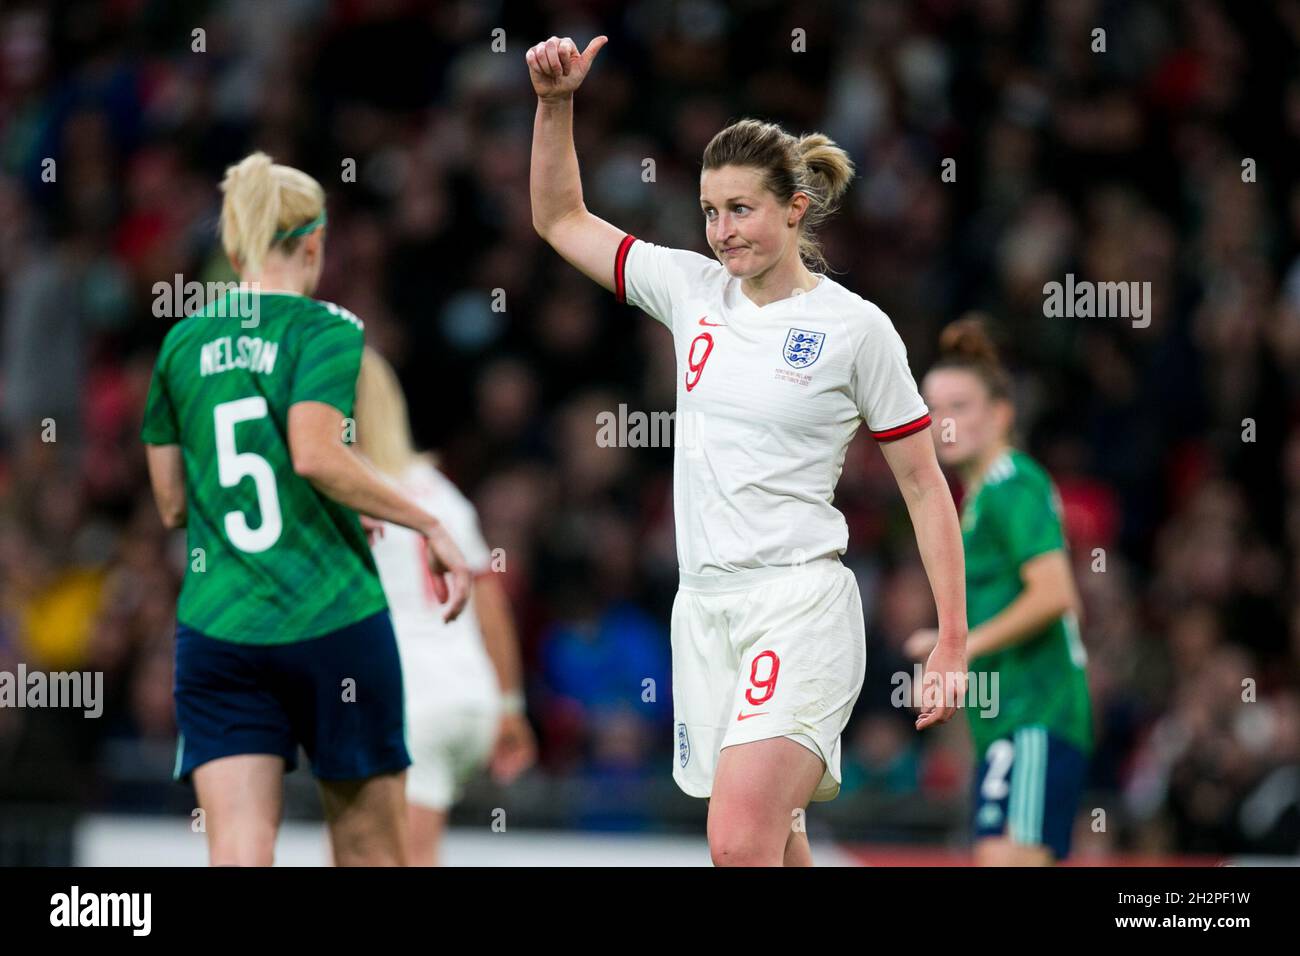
[199,334,279,377]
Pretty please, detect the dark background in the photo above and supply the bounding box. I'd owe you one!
[1,0,1298,862]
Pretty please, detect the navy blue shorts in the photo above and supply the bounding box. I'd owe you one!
[971,726,1088,860]
[173,610,410,783]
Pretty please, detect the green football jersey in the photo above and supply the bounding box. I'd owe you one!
[961,448,1092,755]
[140,290,388,644]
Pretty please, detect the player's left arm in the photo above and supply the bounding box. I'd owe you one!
[474,573,524,705]
[881,429,967,641]
[473,573,538,784]
[880,429,968,729]
[144,443,187,529]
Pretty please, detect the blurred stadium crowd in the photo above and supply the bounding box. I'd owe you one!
[1,0,1298,859]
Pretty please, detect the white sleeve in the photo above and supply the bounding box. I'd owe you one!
[852,308,932,443]
[616,236,720,331]
[430,474,493,573]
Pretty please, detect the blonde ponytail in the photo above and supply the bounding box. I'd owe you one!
[353,346,421,479]
[793,133,854,271]
[219,152,325,278]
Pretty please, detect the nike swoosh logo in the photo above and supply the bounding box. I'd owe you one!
[699,316,726,327]
[736,711,769,721]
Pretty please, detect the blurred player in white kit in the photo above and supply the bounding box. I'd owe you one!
[354,347,536,866]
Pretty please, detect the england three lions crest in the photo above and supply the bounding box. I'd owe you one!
[784,328,826,369]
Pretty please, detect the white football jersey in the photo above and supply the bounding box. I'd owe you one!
[369,457,498,707]
[615,236,931,576]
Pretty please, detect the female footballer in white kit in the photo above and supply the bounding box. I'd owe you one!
[527,35,969,866]
[353,347,536,866]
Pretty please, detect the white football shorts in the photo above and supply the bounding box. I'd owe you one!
[670,557,866,802]
[400,642,501,812]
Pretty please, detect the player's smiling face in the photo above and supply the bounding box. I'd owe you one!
[700,165,800,279]
[922,368,1011,468]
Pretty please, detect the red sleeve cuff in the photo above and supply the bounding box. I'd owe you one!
[614,234,636,304]
[871,412,931,442]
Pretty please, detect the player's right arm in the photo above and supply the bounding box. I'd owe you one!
[527,35,625,291]
[144,443,187,529]
[289,402,441,535]
[287,402,470,622]
[287,314,470,621]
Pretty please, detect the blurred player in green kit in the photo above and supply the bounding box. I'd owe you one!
[141,152,471,865]
[907,317,1093,865]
